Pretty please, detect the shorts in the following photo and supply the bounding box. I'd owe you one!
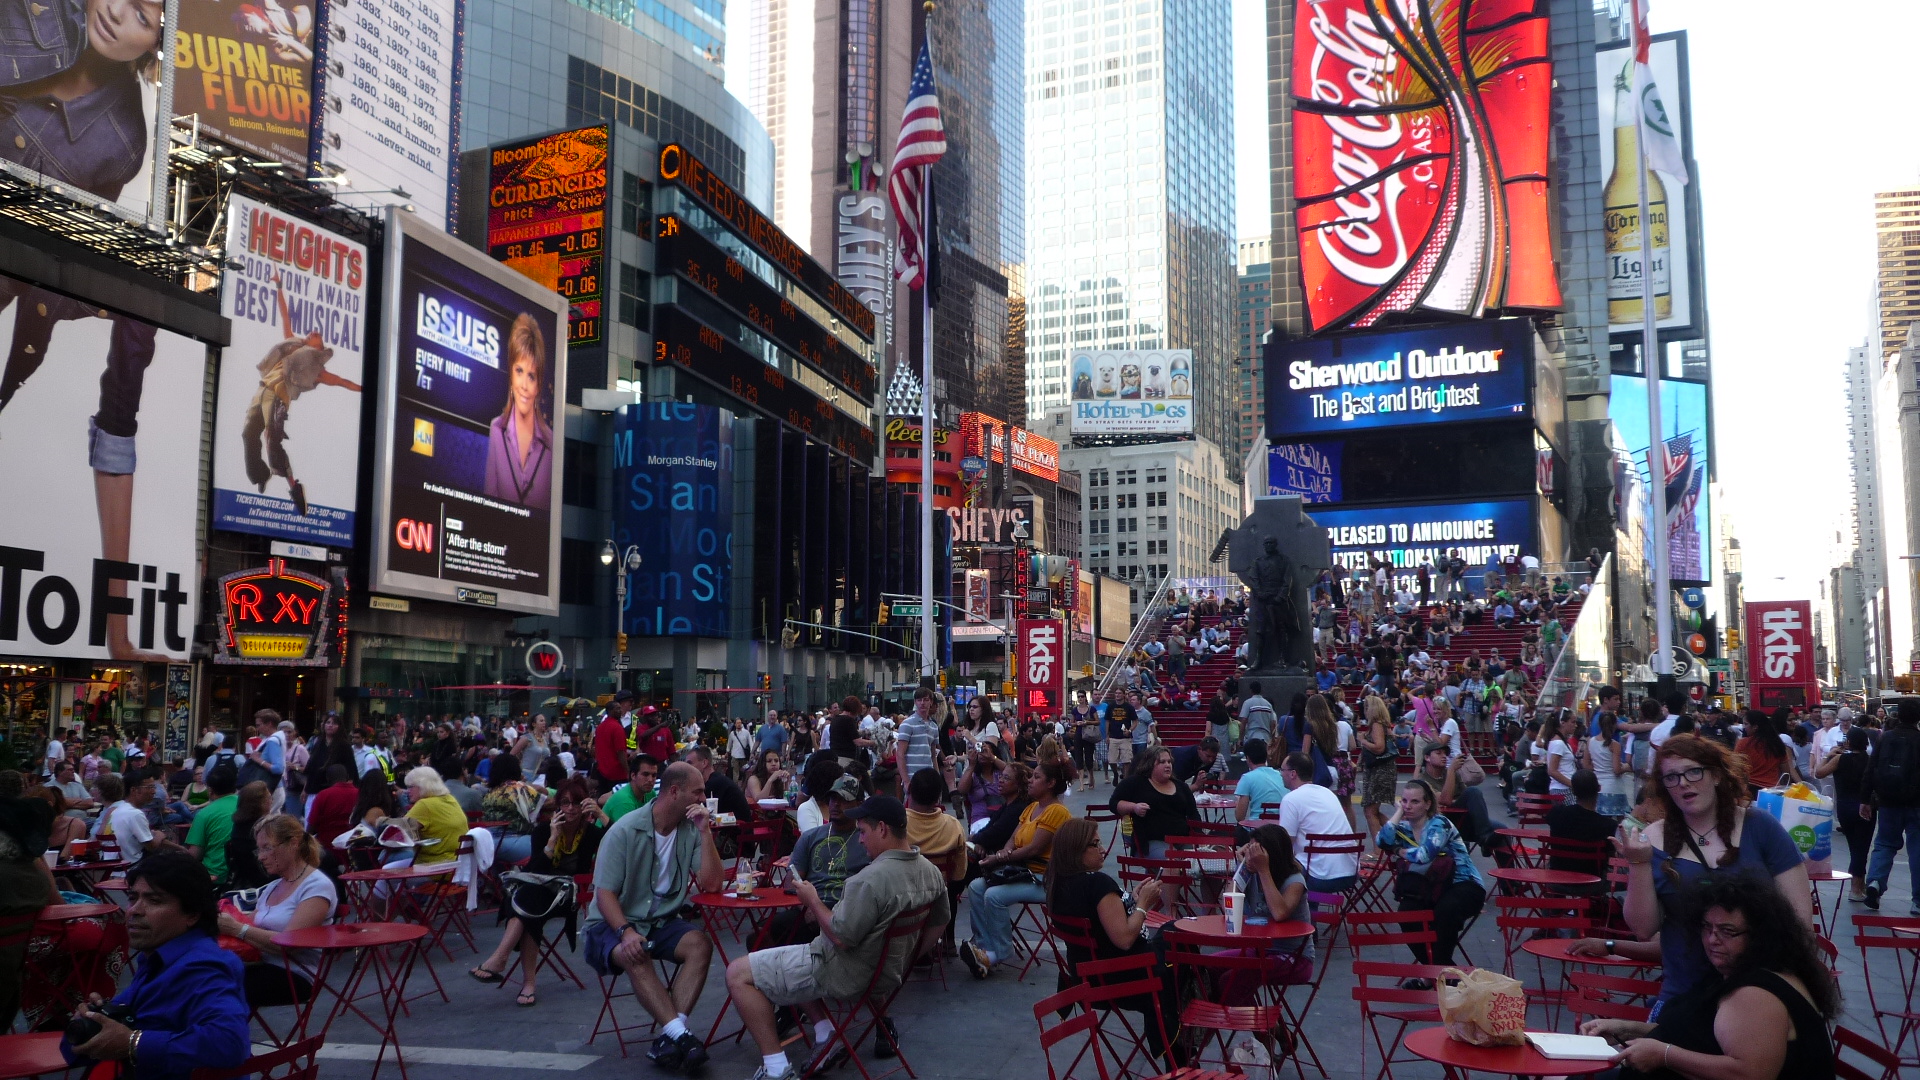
[747,942,826,1006]
[1362,763,1399,807]
[1107,739,1133,765]
[583,916,701,977]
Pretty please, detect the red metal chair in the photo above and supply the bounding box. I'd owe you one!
[1033,986,1114,1080]
[1012,898,1066,983]
[1160,937,1293,1080]
[1084,808,1124,858]
[1852,913,1920,1067]
[1564,970,1660,1012]
[189,1035,323,1080]
[1835,1022,1904,1080]
[1514,793,1559,826]
[1075,951,1175,1080]
[805,900,936,1080]
[1117,857,1209,918]
[1492,895,1590,976]
[1350,960,1466,1080]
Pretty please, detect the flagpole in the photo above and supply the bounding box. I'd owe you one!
[919,174,936,686]
[1635,57,1673,684]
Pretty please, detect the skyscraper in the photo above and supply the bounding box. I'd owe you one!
[1876,188,1920,363]
[1024,0,1237,474]
[1236,237,1270,468]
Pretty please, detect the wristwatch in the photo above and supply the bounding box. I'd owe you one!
[1604,939,1617,954]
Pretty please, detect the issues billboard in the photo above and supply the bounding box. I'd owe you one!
[1069,349,1194,435]
[370,209,567,614]
[612,402,734,637]
[1289,0,1560,332]
[0,271,205,660]
[1266,319,1534,438]
[213,195,367,546]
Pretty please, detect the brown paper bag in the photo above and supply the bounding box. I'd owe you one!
[1436,967,1527,1046]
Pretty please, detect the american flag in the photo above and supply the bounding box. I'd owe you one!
[1660,433,1692,509]
[888,40,946,290]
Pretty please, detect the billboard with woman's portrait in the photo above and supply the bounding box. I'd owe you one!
[369,208,567,614]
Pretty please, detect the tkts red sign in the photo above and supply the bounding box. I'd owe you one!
[1017,618,1065,718]
[1291,0,1561,332]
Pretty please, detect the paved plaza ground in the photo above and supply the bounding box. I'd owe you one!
[285,785,1908,1080]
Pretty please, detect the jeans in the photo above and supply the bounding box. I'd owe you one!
[966,876,1046,967]
[1865,803,1920,903]
[497,833,534,865]
[1141,840,1169,859]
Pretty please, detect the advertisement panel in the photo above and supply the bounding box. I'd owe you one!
[1267,441,1341,504]
[963,568,991,623]
[1009,427,1059,481]
[1074,572,1094,640]
[1017,618,1065,717]
[1265,319,1533,438]
[370,209,567,614]
[174,0,317,167]
[1744,600,1818,709]
[1069,350,1194,435]
[1597,33,1697,337]
[488,126,609,348]
[1097,576,1133,645]
[213,195,367,545]
[1289,0,1559,332]
[612,402,733,637]
[1609,375,1711,585]
[214,560,333,665]
[1313,498,1533,592]
[311,0,462,227]
[0,271,205,660]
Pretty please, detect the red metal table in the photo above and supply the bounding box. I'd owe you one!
[1487,867,1602,896]
[1194,794,1238,823]
[1402,1026,1614,1078]
[49,860,127,900]
[273,921,429,1080]
[0,1032,67,1079]
[688,889,805,1049]
[1518,938,1659,971]
[338,863,459,1004]
[28,903,122,1015]
[1807,870,1852,938]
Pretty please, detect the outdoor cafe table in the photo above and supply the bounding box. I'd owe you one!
[337,863,459,1004]
[272,921,429,1080]
[689,888,804,1048]
[1194,793,1238,822]
[1807,870,1852,938]
[1487,866,1602,896]
[1519,938,1660,972]
[49,860,127,900]
[28,903,120,1008]
[1402,1026,1614,1078]
[0,1032,67,1080]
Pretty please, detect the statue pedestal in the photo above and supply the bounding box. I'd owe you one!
[1239,673,1318,736]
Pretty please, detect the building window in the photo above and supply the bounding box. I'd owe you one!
[563,439,599,508]
[623,172,653,236]
[620,264,652,329]
[559,537,600,606]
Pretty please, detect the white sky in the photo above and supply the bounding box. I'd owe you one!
[1231,0,1920,605]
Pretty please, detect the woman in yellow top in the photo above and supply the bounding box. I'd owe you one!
[401,766,468,865]
[961,760,1072,978]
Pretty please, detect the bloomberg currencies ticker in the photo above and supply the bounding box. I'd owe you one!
[375,211,567,614]
[1267,320,1533,437]
[613,403,733,637]
[1314,499,1532,591]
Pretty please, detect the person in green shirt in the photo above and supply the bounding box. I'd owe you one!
[602,753,661,824]
[184,763,241,885]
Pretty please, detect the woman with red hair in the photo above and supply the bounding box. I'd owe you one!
[1618,734,1812,1016]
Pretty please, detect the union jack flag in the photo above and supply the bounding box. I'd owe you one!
[888,41,946,290]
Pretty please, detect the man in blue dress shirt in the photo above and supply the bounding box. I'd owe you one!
[62,851,251,1078]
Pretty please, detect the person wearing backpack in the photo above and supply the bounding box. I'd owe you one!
[1861,698,1920,913]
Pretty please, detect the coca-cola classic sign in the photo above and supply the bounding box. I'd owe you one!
[1291,0,1561,332]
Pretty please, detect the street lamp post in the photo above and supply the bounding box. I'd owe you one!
[601,540,642,684]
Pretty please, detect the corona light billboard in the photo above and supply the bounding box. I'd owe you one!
[1290,0,1560,332]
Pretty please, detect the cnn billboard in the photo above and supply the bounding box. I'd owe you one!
[1017,618,1065,719]
[1744,601,1818,709]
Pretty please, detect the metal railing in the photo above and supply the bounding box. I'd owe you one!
[1535,554,1614,716]
[1090,570,1176,700]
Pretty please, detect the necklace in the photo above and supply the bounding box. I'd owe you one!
[1686,822,1716,848]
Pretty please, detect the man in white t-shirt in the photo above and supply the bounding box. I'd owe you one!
[1275,752,1358,891]
[1644,698,1676,749]
[41,730,66,777]
[94,773,178,859]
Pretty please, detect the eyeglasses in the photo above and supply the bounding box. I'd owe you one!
[1660,766,1708,787]
[1700,922,1748,942]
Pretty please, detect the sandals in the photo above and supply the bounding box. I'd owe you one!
[516,988,538,1007]
[469,967,505,984]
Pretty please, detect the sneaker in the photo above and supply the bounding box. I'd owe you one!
[800,1040,849,1079]
[747,1067,793,1080]
[675,1032,709,1073]
[1863,884,1882,910]
[960,940,991,980]
[872,1018,899,1059]
[649,1034,687,1071]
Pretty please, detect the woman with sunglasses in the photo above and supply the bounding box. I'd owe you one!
[1619,735,1811,1015]
[1581,868,1835,1079]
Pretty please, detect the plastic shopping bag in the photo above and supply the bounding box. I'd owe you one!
[1756,782,1835,875]
[1437,967,1527,1047]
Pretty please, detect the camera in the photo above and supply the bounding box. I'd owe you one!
[66,1001,137,1048]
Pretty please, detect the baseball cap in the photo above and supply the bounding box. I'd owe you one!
[846,794,907,833]
[612,689,637,704]
[827,774,864,802]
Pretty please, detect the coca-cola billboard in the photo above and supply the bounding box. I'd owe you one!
[1017,618,1065,719]
[1744,601,1818,709]
[1290,0,1561,332]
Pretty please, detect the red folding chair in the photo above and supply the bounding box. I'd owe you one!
[1075,951,1175,1080]
[908,849,965,989]
[1117,857,1209,918]
[1160,940,1293,1080]
[1852,913,1920,1067]
[1492,895,1589,976]
[1350,960,1467,1080]
[1514,793,1558,826]
[1084,809,1124,858]
[1564,970,1660,1011]
[1835,1022,1904,1080]
[805,900,936,1080]
[1299,833,1369,951]
[1033,986,1114,1080]
[1013,899,1066,983]
[189,1035,323,1080]
[416,835,480,962]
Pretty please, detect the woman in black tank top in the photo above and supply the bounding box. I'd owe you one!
[1579,869,1835,1080]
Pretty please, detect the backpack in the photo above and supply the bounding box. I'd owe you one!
[1872,729,1920,806]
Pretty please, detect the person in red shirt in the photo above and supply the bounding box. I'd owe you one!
[306,764,360,856]
[593,690,638,793]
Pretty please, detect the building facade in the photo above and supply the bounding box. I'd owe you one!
[1024,0,1237,475]
[1844,342,1889,686]
[1236,237,1270,469]
[1877,189,1920,364]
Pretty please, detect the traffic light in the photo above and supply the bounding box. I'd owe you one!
[1002,680,1015,697]
[616,632,628,654]
[760,673,771,690]
[878,601,890,625]
[937,671,948,689]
